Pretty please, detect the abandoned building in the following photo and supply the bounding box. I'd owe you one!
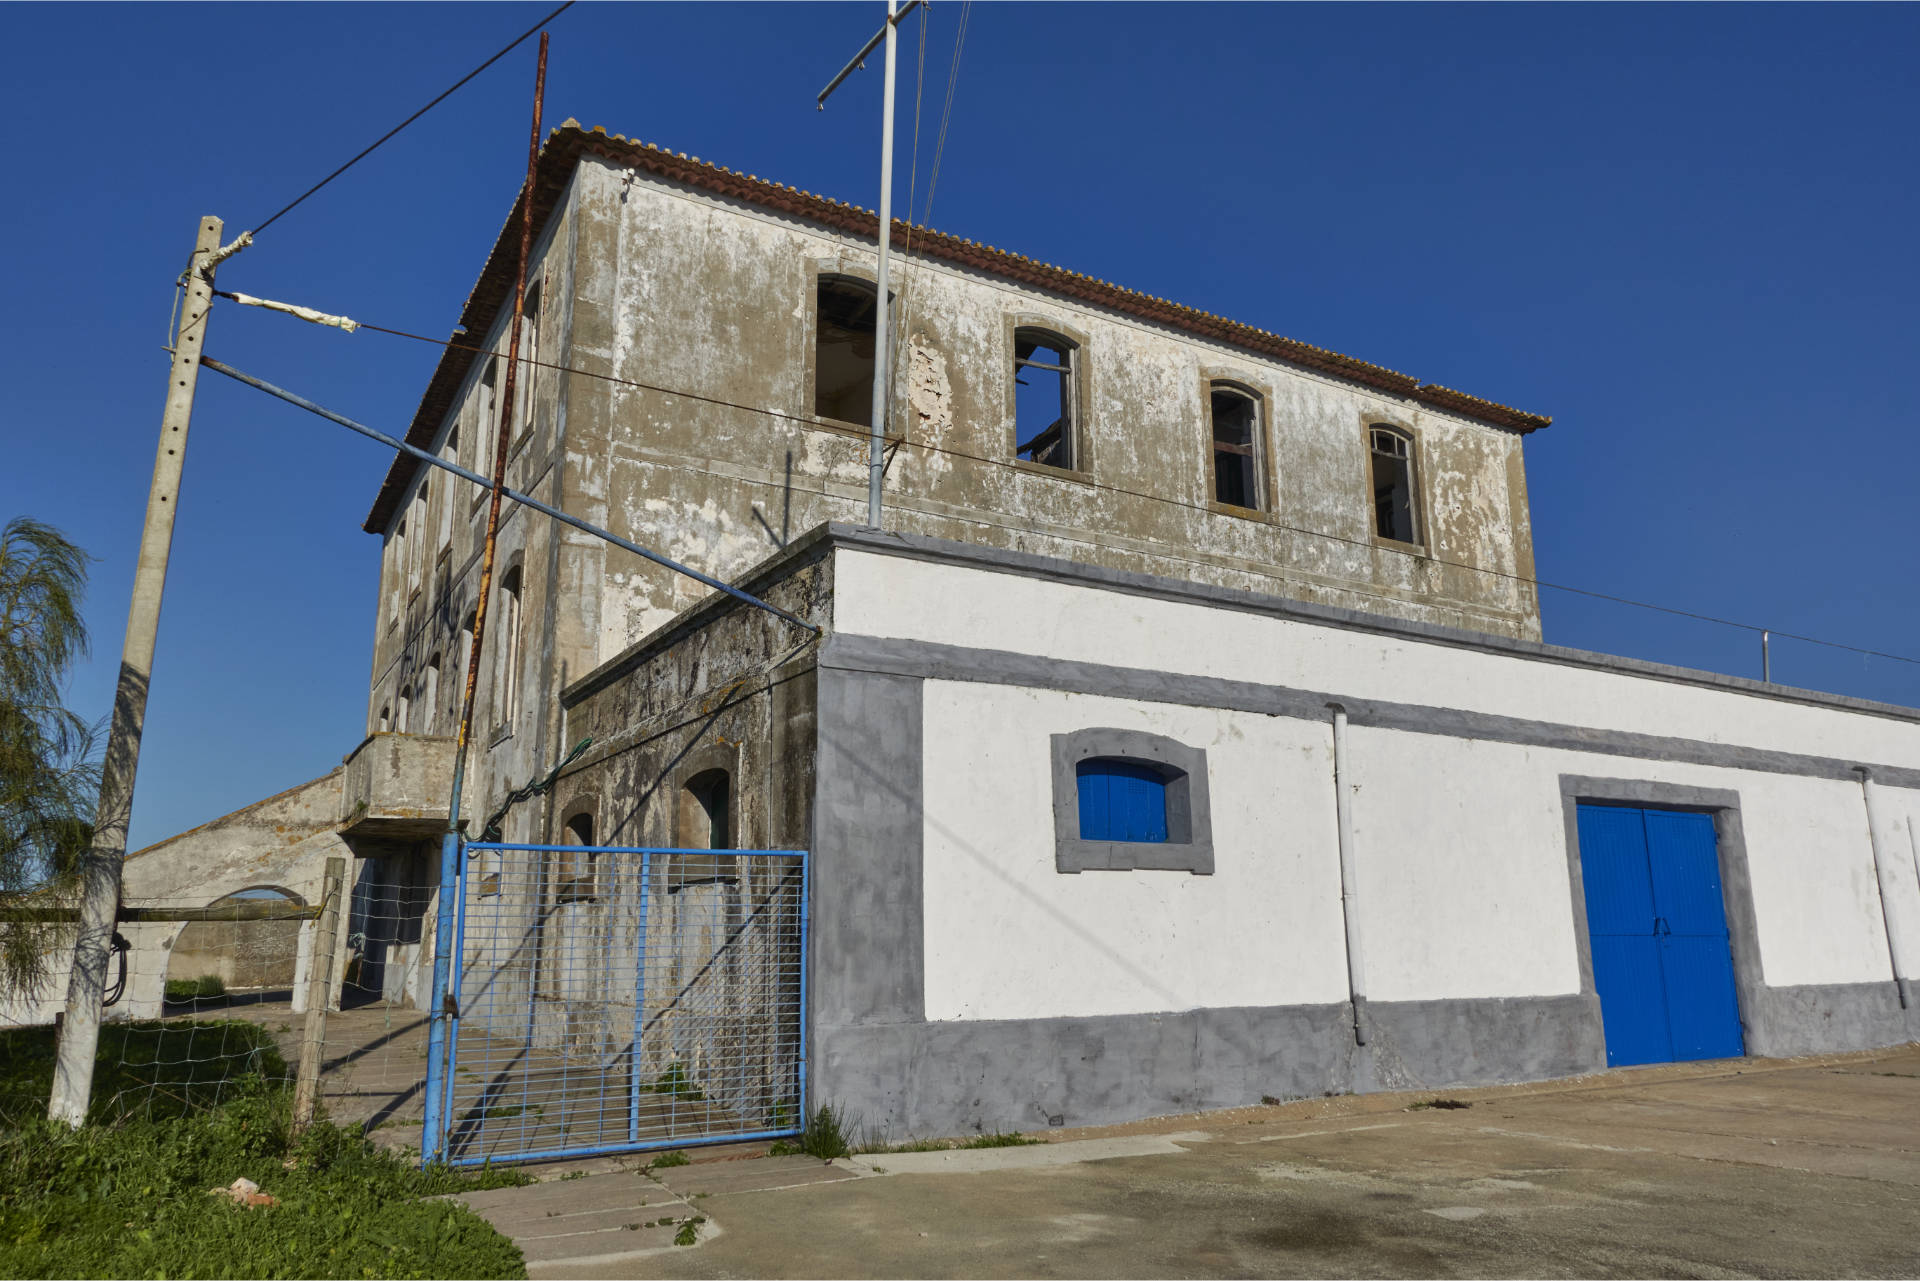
[27,121,1918,1155]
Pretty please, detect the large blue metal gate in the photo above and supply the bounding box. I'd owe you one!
[1577,806,1744,1067]
[425,844,808,1166]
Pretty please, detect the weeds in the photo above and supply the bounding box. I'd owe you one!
[674,1216,705,1246]
[647,1149,691,1169]
[768,1104,852,1160]
[1407,1098,1472,1110]
[0,1085,528,1278]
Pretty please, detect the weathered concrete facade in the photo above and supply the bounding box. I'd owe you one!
[361,123,1551,857]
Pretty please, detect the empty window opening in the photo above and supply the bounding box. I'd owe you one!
[422,655,441,735]
[377,704,391,733]
[474,359,499,475]
[1210,386,1261,510]
[557,811,596,903]
[1077,758,1171,843]
[456,611,476,727]
[676,768,734,893]
[1014,329,1076,470]
[683,769,732,851]
[498,565,523,724]
[1370,426,1419,544]
[517,280,542,433]
[396,685,412,734]
[815,276,878,426]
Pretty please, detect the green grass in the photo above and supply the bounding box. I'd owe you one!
[163,975,227,1003]
[0,1024,530,1278]
[0,1020,290,1126]
[646,1149,690,1169]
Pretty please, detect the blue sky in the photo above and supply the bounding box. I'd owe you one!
[2,3,1916,850]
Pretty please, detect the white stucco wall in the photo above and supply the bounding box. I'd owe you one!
[853,548,1920,1020]
[920,683,1347,1021]
[835,552,1920,767]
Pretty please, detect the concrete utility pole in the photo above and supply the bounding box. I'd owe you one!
[49,216,224,1127]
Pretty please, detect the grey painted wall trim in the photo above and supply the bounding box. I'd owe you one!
[1555,777,1768,1059]
[820,633,1920,791]
[812,992,1604,1137]
[811,666,925,1029]
[822,524,1920,726]
[1049,728,1214,874]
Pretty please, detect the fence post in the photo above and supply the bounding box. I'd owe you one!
[293,857,347,1133]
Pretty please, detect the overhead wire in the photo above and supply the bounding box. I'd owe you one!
[219,302,1920,673]
[251,1,575,236]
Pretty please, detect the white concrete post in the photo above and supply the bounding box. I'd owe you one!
[293,856,347,1132]
[49,217,223,1127]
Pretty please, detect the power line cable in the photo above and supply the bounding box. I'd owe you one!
[252,1,574,236]
[214,295,1920,672]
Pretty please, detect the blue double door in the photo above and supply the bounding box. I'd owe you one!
[1576,805,1745,1067]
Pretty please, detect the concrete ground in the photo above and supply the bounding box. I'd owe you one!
[461,1044,1920,1280]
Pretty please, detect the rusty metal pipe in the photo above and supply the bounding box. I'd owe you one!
[423,31,548,1165]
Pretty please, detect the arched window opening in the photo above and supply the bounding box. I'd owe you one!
[478,358,500,466]
[456,610,476,727]
[1014,328,1077,470]
[396,685,412,734]
[1370,425,1420,545]
[1209,385,1262,511]
[498,565,523,724]
[518,280,543,433]
[1051,729,1214,875]
[815,276,878,426]
[422,655,441,735]
[557,810,596,903]
[376,704,391,733]
[683,769,732,851]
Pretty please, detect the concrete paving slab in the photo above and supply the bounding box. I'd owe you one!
[847,1133,1206,1176]
[513,1045,1920,1279]
[653,1155,859,1197]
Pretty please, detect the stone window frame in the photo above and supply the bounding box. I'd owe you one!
[1005,313,1094,482]
[1363,416,1427,551]
[1050,728,1214,874]
[803,259,900,435]
[1199,369,1277,518]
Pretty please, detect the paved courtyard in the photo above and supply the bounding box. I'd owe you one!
[465,1044,1920,1279]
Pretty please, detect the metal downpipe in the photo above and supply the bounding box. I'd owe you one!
[1330,704,1367,1046]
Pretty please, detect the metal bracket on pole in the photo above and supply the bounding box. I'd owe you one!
[48,215,224,1128]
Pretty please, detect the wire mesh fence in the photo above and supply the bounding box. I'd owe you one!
[0,897,320,1126]
[432,844,807,1166]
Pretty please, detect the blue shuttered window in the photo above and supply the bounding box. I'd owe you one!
[1077,758,1170,843]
